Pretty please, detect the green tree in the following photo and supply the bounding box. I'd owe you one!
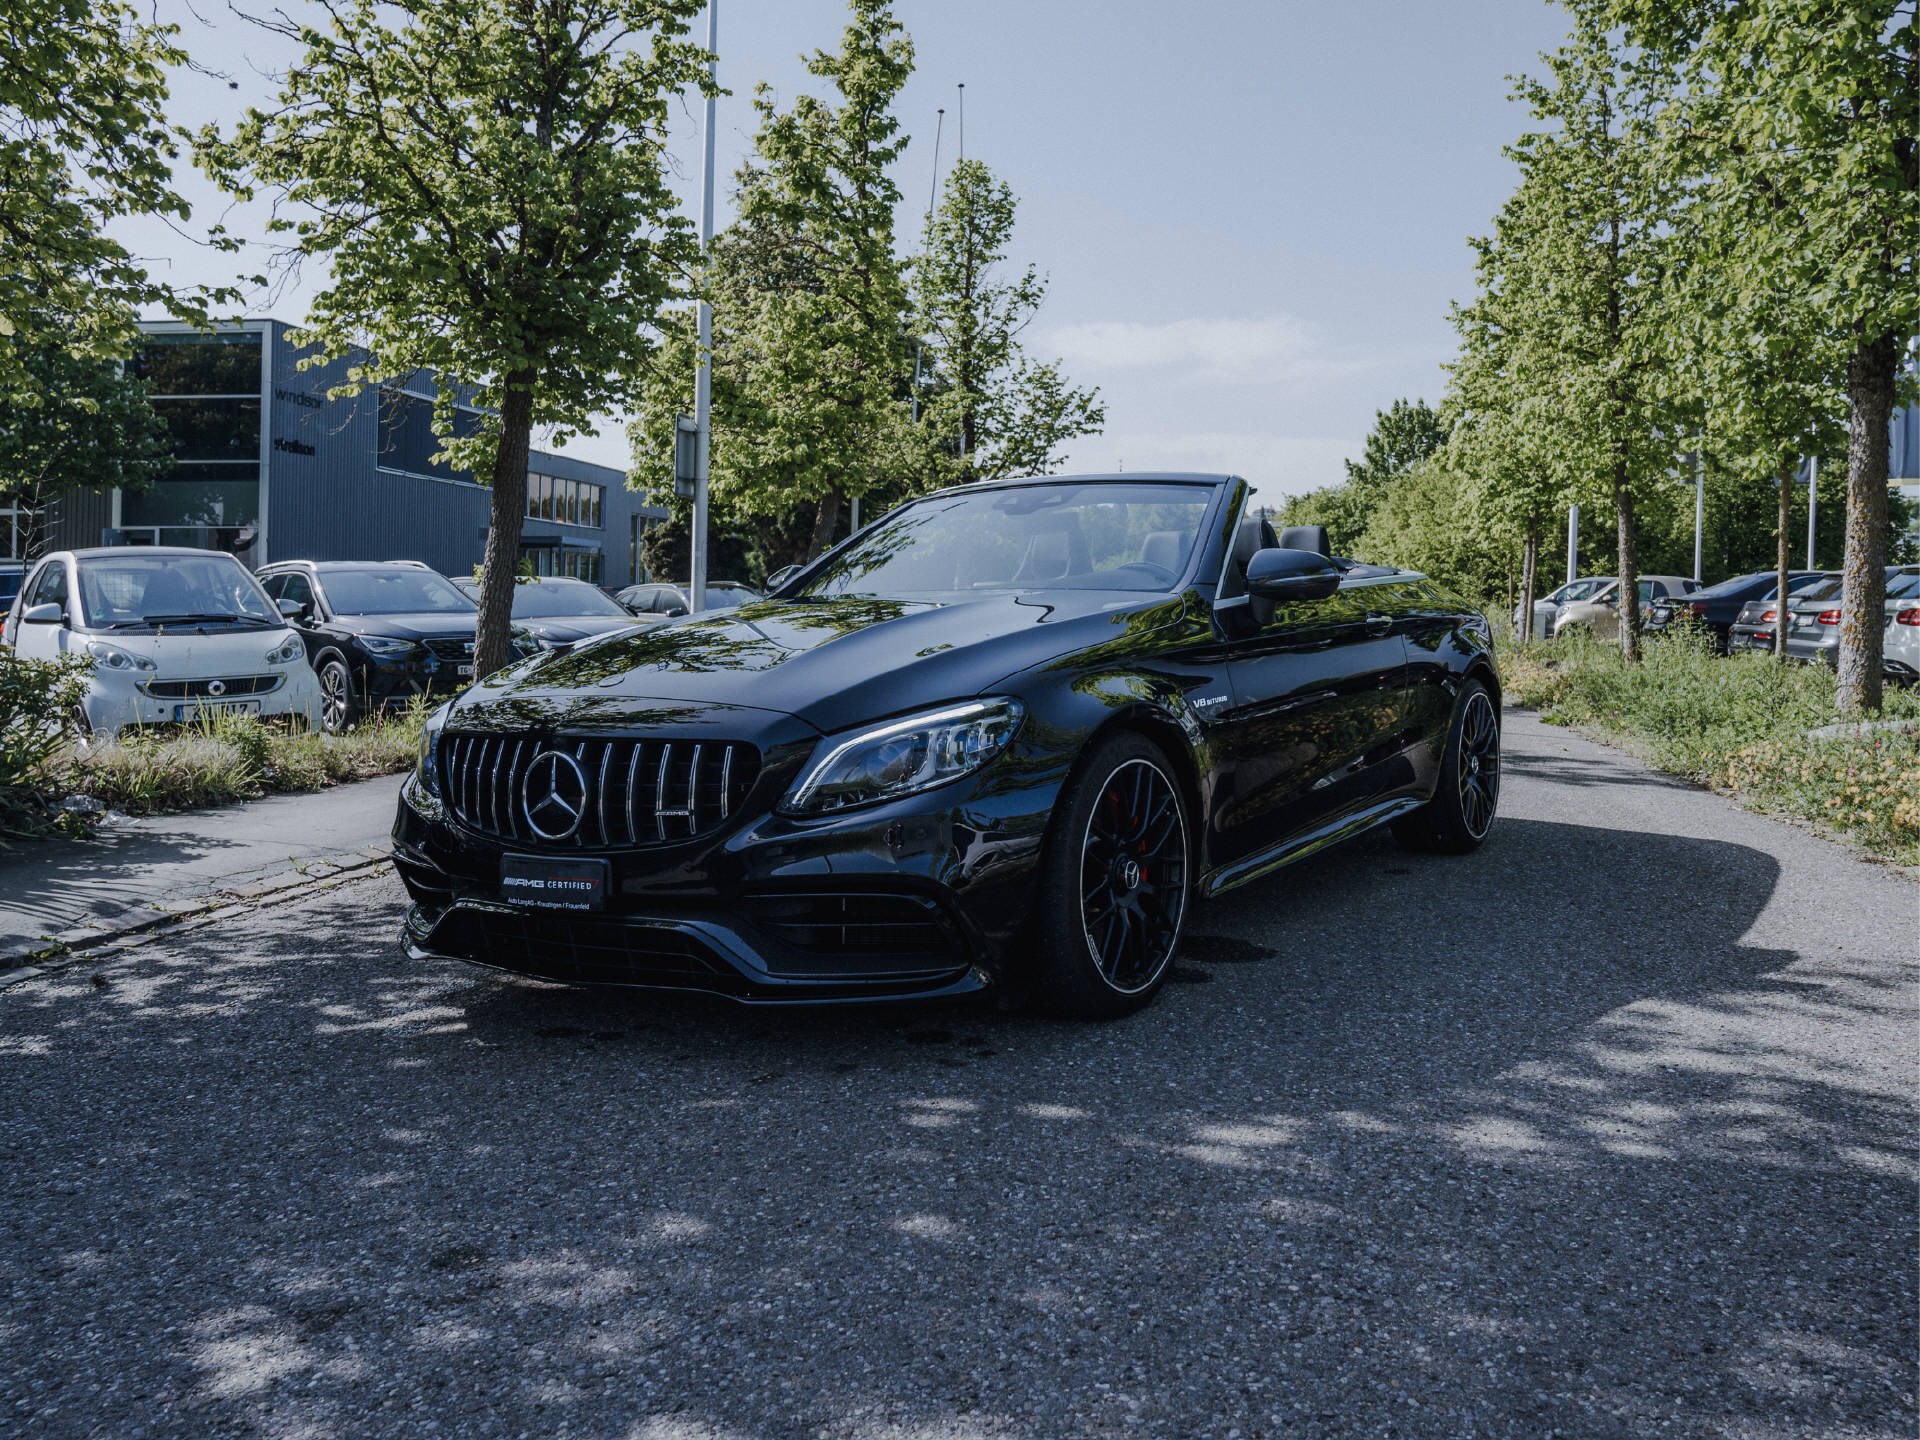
[1599,0,1918,706]
[721,0,918,562]
[198,0,712,677]
[0,0,234,399]
[1483,15,1683,659]
[0,333,171,556]
[911,158,1102,484]
[1274,397,1450,557]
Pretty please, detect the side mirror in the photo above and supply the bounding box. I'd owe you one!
[663,603,690,618]
[21,602,63,625]
[277,598,309,621]
[765,563,801,592]
[1245,547,1341,603]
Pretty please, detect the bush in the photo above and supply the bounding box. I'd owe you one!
[62,701,429,818]
[1499,628,1920,863]
[0,650,92,838]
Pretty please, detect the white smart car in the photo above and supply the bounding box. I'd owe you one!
[3,547,322,735]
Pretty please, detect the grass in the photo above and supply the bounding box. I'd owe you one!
[1499,627,1920,865]
[62,702,428,817]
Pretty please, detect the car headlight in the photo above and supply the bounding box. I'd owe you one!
[781,698,1024,816]
[356,635,417,658]
[416,701,452,795]
[84,640,157,673]
[264,633,305,665]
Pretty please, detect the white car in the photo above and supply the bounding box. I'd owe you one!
[3,547,323,735]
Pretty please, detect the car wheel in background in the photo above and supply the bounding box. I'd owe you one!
[1393,677,1500,855]
[317,655,360,734]
[1032,732,1191,1019]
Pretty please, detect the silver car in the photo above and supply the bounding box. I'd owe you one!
[1885,568,1920,683]
[1514,576,1612,640]
[1552,575,1700,641]
[1781,566,1920,674]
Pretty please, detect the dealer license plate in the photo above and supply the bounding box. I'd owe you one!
[500,854,608,911]
[175,700,261,722]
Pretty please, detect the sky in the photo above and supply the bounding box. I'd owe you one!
[121,0,1577,500]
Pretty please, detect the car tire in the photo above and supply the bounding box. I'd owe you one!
[1031,732,1192,1019]
[316,655,360,735]
[1393,677,1500,855]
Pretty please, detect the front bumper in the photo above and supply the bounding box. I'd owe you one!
[390,765,1056,1004]
[82,665,323,736]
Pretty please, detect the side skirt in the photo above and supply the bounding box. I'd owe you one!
[1198,795,1427,899]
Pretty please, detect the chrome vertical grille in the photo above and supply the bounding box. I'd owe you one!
[439,734,758,848]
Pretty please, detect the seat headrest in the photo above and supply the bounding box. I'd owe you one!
[1140,529,1184,574]
[1279,525,1330,557]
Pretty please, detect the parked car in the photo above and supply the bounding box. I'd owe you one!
[1781,566,1920,671]
[1882,568,1920,683]
[1727,575,1834,654]
[614,580,763,618]
[1514,576,1612,641]
[392,473,1501,1019]
[2,547,321,735]
[450,575,642,651]
[1646,569,1825,652]
[257,559,506,733]
[1552,575,1700,640]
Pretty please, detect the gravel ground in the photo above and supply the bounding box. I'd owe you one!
[2,711,1914,1440]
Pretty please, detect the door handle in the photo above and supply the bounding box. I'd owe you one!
[1365,613,1394,635]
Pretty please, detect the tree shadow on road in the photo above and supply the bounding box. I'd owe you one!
[0,816,1913,1440]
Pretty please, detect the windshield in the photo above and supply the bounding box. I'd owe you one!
[323,568,475,616]
[1888,570,1920,601]
[1695,572,1767,600]
[798,482,1214,600]
[77,553,279,629]
[455,579,630,619]
[1799,575,1844,603]
[709,584,760,606]
[1555,579,1608,603]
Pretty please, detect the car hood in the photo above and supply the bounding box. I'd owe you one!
[455,589,1193,734]
[86,625,302,675]
[332,612,478,641]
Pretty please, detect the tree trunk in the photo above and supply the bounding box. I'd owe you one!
[1614,465,1640,662]
[805,486,844,562]
[1836,330,1894,713]
[1773,451,1793,661]
[473,369,537,681]
[1518,524,1539,648]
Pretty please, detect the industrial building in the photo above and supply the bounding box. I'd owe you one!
[32,319,664,586]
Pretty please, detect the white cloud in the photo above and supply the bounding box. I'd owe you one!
[1055,430,1359,501]
[1041,315,1375,386]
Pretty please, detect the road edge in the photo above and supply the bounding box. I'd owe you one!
[0,846,395,986]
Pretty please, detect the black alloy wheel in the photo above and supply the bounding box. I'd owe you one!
[317,656,358,734]
[1393,676,1500,854]
[1034,733,1191,1017]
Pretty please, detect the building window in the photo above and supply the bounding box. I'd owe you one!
[131,331,261,396]
[521,543,602,582]
[378,388,483,480]
[630,514,653,582]
[525,472,603,530]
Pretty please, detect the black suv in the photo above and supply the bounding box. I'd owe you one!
[257,560,495,732]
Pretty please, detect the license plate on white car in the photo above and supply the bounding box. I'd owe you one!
[175,700,261,722]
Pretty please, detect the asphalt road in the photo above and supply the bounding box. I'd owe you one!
[2,712,1914,1440]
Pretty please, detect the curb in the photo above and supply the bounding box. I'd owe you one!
[0,846,395,986]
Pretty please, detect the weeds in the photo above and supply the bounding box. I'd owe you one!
[1499,628,1920,864]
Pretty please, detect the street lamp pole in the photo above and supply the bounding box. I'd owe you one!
[1692,448,1704,584]
[1805,454,1818,569]
[1566,503,1579,584]
[690,0,718,614]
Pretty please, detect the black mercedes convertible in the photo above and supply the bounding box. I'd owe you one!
[392,473,1500,1017]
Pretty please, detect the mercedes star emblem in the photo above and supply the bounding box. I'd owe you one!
[207,679,227,697]
[523,750,588,840]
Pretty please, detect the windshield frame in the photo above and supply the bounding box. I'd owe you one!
[776,476,1232,603]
